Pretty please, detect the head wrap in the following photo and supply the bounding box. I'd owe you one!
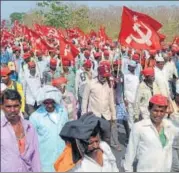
[1,66,11,76]
[149,94,168,106]
[142,68,154,77]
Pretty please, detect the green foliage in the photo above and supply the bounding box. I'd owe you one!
[9,12,25,24]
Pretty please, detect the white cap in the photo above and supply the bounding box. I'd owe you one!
[1,83,7,92]
[155,55,164,62]
[176,80,179,94]
[128,60,137,67]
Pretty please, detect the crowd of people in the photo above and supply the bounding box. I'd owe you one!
[1,30,179,172]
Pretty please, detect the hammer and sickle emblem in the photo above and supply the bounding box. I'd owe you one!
[126,21,152,46]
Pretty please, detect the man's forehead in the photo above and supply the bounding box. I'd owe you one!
[3,99,20,105]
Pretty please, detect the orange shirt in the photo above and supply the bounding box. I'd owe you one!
[145,58,156,69]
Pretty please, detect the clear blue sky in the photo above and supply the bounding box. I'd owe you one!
[1,1,179,20]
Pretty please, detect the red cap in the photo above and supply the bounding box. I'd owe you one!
[103,50,109,57]
[50,58,57,67]
[149,49,157,56]
[28,61,36,68]
[83,59,92,68]
[113,59,122,66]
[94,52,102,59]
[1,66,11,76]
[149,94,168,106]
[99,61,111,68]
[98,65,111,77]
[36,51,43,57]
[52,77,67,86]
[128,49,132,55]
[23,45,29,51]
[12,46,20,52]
[142,68,154,77]
[84,50,90,57]
[132,53,140,61]
[23,53,31,60]
[167,52,173,57]
[62,59,71,67]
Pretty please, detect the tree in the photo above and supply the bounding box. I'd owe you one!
[9,12,25,24]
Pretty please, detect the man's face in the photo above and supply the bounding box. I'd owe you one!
[50,65,56,71]
[63,66,69,73]
[156,62,165,70]
[128,65,136,73]
[38,56,42,61]
[15,51,20,57]
[2,99,21,122]
[113,64,121,71]
[43,99,55,112]
[25,58,31,64]
[98,75,107,84]
[29,67,36,75]
[86,135,100,154]
[1,75,10,85]
[84,67,91,72]
[146,75,155,83]
[149,104,167,125]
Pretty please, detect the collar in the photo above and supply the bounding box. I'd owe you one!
[1,115,31,132]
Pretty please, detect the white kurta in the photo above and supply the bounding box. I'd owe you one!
[70,141,119,172]
[123,119,179,172]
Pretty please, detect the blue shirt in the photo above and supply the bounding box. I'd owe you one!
[1,50,11,64]
[29,104,68,172]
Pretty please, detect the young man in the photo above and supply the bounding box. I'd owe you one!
[123,94,179,172]
[54,113,118,172]
[29,85,68,172]
[1,89,41,172]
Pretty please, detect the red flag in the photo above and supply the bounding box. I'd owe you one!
[118,6,162,50]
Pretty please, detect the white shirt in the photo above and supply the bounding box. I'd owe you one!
[23,69,42,105]
[75,68,92,99]
[124,73,139,103]
[123,119,179,172]
[70,141,119,172]
[154,66,170,97]
[163,61,178,81]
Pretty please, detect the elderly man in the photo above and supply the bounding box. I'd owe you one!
[29,85,68,172]
[82,64,121,151]
[124,60,139,129]
[1,89,41,172]
[134,67,160,121]
[54,112,118,172]
[52,77,77,121]
[23,61,42,117]
[123,94,179,172]
[1,66,25,114]
[43,58,61,85]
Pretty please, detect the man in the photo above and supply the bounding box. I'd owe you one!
[134,67,160,121]
[35,50,48,83]
[112,59,130,143]
[92,52,102,77]
[23,61,42,117]
[144,49,156,69]
[54,112,118,172]
[43,58,61,85]
[123,94,179,172]
[52,77,77,121]
[131,53,142,78]
[29,85,68,172]
[82,65,121,150]
[154,55,170,98]
[1,89,41,172]
[170,80,179,172]
[60,59,76,95]
[124,60,139,129]
[1,66,25,114]
[75,59,93,117]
